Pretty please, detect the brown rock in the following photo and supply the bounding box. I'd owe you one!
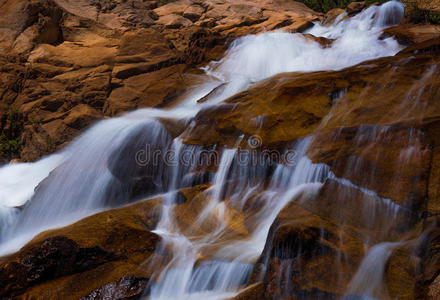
[322,8,346,25]
[0,236,118,298]
[346,2,366,15]
[104,64,203,116]
[63,104,103,130]
[80,275,149,300]
[302,33,334,48]
[227,281,264,300]
[256,195,365,298]
[0,185,208,299]
[381,24,440,46]
[398,37,440,55]
[0,0,323,162]
[183,5,205,22]
[158,14,193,29]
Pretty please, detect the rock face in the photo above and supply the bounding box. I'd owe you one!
[0,199,161,299]
[80,275,150,300]
[381,24,440,45]
[180,38,440,299]
[2,1,440,300]
[0,0,320,162]
[0,184,211,299]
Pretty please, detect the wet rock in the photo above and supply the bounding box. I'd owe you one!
[250,178,423,299]
[255,196,365,299]
[0,0,322,162]
[398,37,440,55]
[80,275,149,300]
[0,236,118,298]
[302,33,334,47]
[381,24,440,46]
[181,71,334,148]
[0,188,183,299]
[322,8,346,25]
[106,120,172,202]
[227,281,264,300]
[346,2,365,16]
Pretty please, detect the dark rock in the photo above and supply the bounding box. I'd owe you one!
[0,236,117,298]
[80,275,149,300]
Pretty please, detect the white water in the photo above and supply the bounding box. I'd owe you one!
[147,139,331,300]
[344,242,402,299]
[0,1,410,298]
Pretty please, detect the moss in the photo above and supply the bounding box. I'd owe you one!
[0,106,23,160]
[0,135,20,159]
[428,11,440,24]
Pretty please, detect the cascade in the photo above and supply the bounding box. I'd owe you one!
[1,1,431,299]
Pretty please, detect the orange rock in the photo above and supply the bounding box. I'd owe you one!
[381,24,440,45]
[322,8,346,25]
[347,1,366,16]
[0,184,210,299]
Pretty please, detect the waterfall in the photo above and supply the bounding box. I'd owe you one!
[344,242,402,299]
[0,1,415,299]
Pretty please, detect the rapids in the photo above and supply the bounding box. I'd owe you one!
[0,1,420,299]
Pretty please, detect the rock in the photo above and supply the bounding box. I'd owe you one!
[398,37,440,55]
[158,14,193,28]
[63,104,103,130]
[0,0,323,162]
[322,8,346,25]
[0,236,118,298]
[180,46,440,213]
[227,281,264,300]
[183,28,228,65]
[105,119,172,202]
[0,184,209,299]
[248,177,425,299]
[105,64,204,116]
[80,275,149,300]
[181,70,334,148]
[384,242,419,299]
[183,5,205,22]
[302,33,334,47]
[346,2,365,16]
[429,275,440,299]
[381,24,440,46]
[19,124,56,161]
[255,193,365,298]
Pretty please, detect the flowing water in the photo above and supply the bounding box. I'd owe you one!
[0,1,425,299]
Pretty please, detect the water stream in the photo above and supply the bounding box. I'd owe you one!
[0,1,420,299]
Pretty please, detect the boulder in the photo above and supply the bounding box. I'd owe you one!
[80,275,150,300]
[183,5,205,22]
[346,2,365,16]
[157,14,194,28]
[0,184,210,299]
[0,0,323,162]
[255,193,365,298]
[248,177,426,299]
[322,8,346,25]
[381,24,440,45]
